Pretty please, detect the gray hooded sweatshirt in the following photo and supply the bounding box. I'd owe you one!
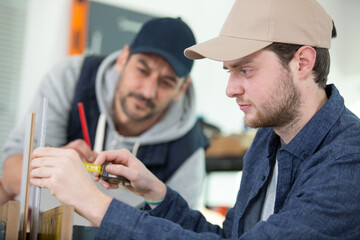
[2,51,206,225]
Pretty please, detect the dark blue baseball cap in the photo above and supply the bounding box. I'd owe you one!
[130,17,196,77]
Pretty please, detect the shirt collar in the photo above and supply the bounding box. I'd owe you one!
[281,84,344,159]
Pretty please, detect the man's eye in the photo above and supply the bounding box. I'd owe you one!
[160,80,175,88]
[241,69,251,75]
[138,68,148,75]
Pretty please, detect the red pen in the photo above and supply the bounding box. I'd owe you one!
[77,102,91,147]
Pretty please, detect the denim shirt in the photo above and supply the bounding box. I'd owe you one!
[96,84,360,240]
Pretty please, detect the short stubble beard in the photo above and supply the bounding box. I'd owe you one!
[245,69,301,129]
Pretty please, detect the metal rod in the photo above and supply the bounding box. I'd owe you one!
[30,97,48,240]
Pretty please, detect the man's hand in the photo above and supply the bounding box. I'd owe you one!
[2,154,23,196]
[62,139,97,163]
[30,147,111,226]
[0,180,14,206]
[94,149,167,205]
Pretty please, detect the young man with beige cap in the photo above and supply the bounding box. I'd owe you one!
[29,0,360,239]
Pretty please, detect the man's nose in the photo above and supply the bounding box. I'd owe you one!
[225,74,244,98]
[141,77,158,99]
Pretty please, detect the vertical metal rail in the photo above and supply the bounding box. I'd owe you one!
[30,97,48,240]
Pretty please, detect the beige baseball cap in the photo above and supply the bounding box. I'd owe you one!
[185,0,334,61]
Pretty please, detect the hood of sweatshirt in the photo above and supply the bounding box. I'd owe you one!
[95,50,197,147]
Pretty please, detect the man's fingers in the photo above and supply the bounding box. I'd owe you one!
[31,156,62,169]
[98,179,119,189]
[104,164,138,183]
[62,140,95,162]
[33,147,80,161]
[94,149,132,166]
[30,166,54,179]
[30,177,49,189]
[33,147,61,158]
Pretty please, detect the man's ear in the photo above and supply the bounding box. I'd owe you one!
[174,76,191,102]
[115,45,130,72]
[294,46,316,80]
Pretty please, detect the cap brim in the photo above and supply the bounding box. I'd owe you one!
[184,35,273,62]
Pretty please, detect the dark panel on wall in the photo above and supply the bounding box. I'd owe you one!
[87,2,156,55]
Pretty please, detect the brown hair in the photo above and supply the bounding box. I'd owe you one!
[265,21,337,88]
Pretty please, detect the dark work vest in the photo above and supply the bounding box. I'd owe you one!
[67,56,209,182]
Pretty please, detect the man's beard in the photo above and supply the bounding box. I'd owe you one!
[245,70,301,129]
[120,92,158,122]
